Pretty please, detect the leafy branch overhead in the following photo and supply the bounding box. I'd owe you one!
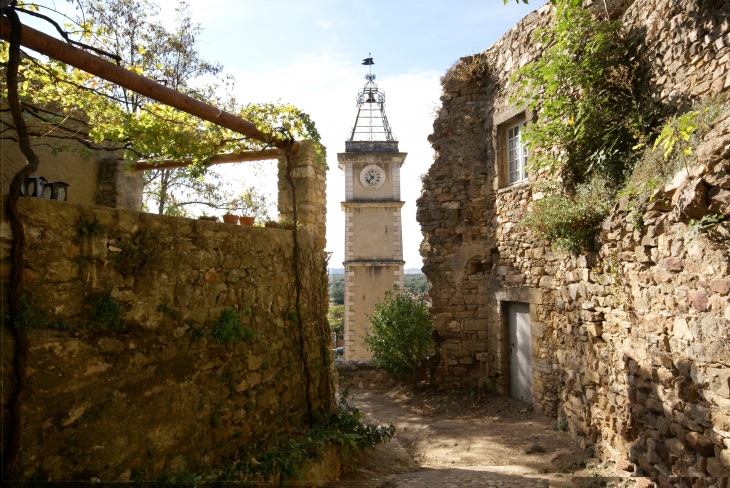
[1,0,323,215]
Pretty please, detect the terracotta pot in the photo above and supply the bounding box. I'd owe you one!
[284,225,295,231]
[222,214,239,224]
[239,216,255,226]
[264,222,278,228]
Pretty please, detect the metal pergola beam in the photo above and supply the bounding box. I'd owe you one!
[0,18,298,153]
[134,148,281,171]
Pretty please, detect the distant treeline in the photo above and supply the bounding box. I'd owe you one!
[328,273,428,305]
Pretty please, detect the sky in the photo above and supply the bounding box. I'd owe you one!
[27,0,538,270]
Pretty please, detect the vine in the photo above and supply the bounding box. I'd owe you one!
[282,135,314,426]
[4,4,38,479]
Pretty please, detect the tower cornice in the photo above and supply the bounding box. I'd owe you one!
[341,200,405,209]
[337,151,407,170]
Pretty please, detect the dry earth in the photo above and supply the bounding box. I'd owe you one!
[330,386,631,488]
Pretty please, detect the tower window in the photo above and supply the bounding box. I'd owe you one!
[507,122,527,185]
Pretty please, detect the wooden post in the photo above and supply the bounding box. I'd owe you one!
[0,18,298,153]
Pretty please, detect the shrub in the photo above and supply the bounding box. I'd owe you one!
[364,287,433,388]
[622,99,727,225]
[522,191,608,254]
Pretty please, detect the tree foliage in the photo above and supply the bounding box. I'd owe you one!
[511,5,647,188]
[327,303,344,340]
[364,287,433,388]
[1,0,322,216]
[328,274,344,305]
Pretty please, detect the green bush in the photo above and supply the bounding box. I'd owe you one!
[522,191,608,254]
[364,287,433,388]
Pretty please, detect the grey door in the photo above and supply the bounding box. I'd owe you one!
[508,302,533,403]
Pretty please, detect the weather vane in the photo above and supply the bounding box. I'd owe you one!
[347,54,396,142]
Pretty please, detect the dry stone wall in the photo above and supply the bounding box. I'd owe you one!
[1,143,332,481]
[419,0,730,478]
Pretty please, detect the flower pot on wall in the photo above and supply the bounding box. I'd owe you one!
[264,221,278,228]
[222,214,239,224]
[239,216,255,226]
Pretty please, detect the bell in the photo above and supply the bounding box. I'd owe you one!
[366,91,377,103]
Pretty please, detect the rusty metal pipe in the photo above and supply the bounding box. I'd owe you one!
[134,148,281,171]
[0,17,299,153]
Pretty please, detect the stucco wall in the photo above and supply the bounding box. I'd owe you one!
[344,264,405,360]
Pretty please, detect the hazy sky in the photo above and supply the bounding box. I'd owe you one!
[28,0,538,269]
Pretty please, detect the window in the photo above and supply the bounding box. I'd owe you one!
[507,122,527,185]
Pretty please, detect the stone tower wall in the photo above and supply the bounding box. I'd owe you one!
[418,0,730,477]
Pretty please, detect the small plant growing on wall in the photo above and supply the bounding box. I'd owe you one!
[364,286,433,389]
[110,229,160,278]
[89,290,127,330]
[75,218,107,244]
[210,309,257,345]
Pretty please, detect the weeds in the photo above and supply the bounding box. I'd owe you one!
[526,443,546,454]
[553,418,569,431]
[559,459,587,473]
[210,309,257,345]
[89,290,126,331]
[441,55,488,86]
[12,297,74,331]
[156,302,182,321]
[75,218,107,244]
[110,229,160,278]
[159,393,394,484]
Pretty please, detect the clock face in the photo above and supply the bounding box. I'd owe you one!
[359,165,386,190]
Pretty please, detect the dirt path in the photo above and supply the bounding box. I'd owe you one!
[331,386,623,488]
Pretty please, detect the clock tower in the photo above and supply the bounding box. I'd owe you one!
[338,58,407,360]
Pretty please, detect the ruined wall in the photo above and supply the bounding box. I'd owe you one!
[419,0,730,477]
[1,142,331,481]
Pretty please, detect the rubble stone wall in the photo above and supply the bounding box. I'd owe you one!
[1,143,332,481]
[418,0,730,477]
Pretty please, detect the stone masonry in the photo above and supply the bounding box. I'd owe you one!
[419,0,730,478]
[1,142,332,481]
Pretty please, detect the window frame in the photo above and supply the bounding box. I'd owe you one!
[506,120,528,186]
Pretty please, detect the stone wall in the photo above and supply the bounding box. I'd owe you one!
[335,359,400,391]
[1,143,332,481]
[418,0,730,478]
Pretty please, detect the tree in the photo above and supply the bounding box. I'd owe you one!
[1,0,322,216]
[364,287,433,388]
[328,274,344,305]
[327,304,344,341]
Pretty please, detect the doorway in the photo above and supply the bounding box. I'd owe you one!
[507,302,533,403]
